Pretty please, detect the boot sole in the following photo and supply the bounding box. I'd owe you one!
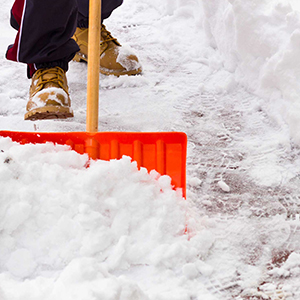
[73,53,142,76]
[24,106,74,121]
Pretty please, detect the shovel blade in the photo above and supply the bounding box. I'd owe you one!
[0,131,187,197]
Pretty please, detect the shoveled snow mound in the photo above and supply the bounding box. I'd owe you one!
[0,137,214,300]
[201,0,300,144]
[152,0,300,145]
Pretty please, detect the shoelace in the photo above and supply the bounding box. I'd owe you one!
[101,24,118,45]
[35,67,67,93]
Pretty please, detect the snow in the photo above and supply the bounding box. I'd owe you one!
[0,138,197,299]
[188,177,202,188]
[1,0,300,299]
[31,87,70,108]
[116,45,142,71]
[202,0,300,143]
[217,180,230,193]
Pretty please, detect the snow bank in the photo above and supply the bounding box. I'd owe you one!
[154,0,300,144]
[0,137,213,300]
[201,0,300,144]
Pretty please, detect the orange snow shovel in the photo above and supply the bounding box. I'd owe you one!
[0,0,187,197]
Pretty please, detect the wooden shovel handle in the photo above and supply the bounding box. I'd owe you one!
[86,0,101,133]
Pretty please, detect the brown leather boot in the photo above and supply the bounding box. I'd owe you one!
[73,24,142,76]
[25,67,73,120]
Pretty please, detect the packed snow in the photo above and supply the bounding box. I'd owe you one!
[1,0,300,299]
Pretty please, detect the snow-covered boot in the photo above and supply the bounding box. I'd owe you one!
[25,67,73,120]
[73,24,142,76]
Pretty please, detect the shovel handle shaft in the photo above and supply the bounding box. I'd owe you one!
[86,0,101,133]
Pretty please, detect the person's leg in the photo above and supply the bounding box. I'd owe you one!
[6,0,77,120]
[77,0,124,27]
[74,0,142,76]
[6,0,79,78]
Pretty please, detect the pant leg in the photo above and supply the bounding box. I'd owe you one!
[6,0,80,78]
[77,0,123,28]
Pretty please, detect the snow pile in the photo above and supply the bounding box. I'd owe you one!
[0,137,214,300]
[154,0,203,22]
[148,0,300,143]
[201,0,300,144]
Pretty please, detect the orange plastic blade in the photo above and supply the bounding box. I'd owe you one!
[0,131,187,197]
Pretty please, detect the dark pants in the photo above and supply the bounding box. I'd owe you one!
[6,0,123,77]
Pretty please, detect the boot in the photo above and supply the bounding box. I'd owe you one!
[25,67,73,120]
[73,24,142,76]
